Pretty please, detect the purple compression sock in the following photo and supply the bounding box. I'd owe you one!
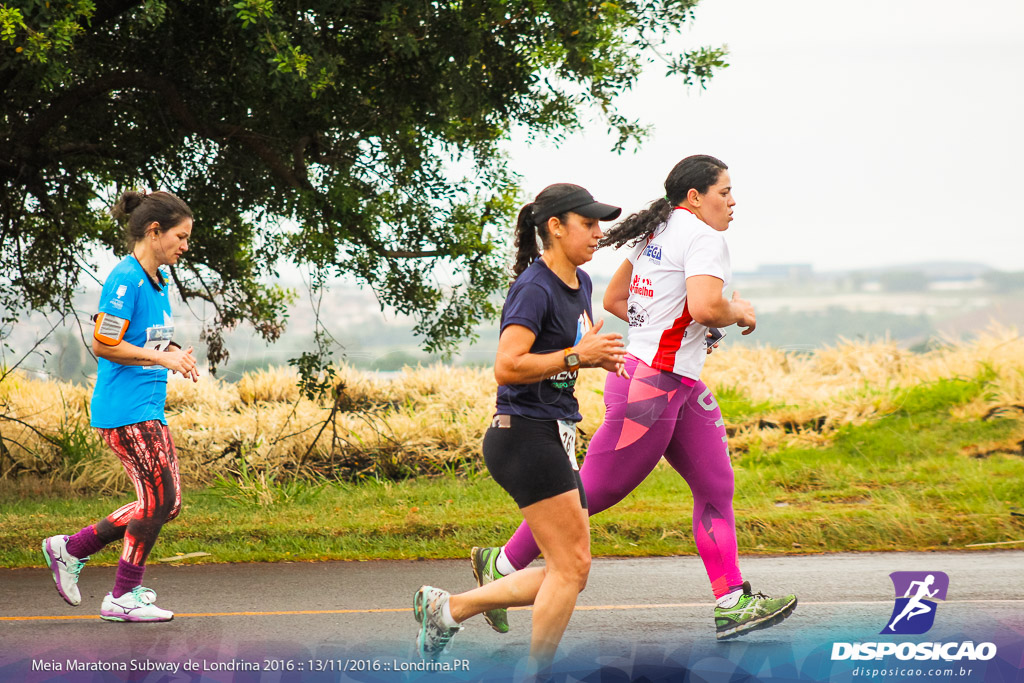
[65,525,106,559]
[111,559,145,598]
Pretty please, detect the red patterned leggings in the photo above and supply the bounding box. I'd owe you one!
[92,420,181,566]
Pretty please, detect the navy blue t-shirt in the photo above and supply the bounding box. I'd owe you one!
[495,259,594,422]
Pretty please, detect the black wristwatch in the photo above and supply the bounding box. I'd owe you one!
[564,347,581,372]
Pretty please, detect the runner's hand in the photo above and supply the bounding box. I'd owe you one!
[705,331,720,355]
[731,291,756,335]
[574,319,627,373]
[163,345,200,382]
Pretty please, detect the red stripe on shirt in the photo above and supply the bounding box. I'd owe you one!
[652,298,693,372]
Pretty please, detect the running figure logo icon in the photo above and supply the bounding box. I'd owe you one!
[881,571,949,635]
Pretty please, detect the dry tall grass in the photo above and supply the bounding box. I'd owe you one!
[704,326,1024,452]
[1,326,1021,490]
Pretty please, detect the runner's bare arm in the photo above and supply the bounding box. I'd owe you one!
[686,275,757,334]
[93,333,199,377]
[494,322,626,386]
[603,260,632,323]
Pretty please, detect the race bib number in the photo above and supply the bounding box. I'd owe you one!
[145,324,174,352]
[557,420,579,471]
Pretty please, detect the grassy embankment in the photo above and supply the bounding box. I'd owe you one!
[1,328,1022,568]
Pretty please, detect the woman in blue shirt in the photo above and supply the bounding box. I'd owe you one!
[43,190,199,622]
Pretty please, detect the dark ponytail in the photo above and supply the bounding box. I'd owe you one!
[511,185,573,279]
[600,154,728,250]
[111,190,193,249]
[512,203,542,279]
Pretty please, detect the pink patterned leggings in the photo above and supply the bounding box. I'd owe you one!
[503,355,743,598]
[91,420,182,566]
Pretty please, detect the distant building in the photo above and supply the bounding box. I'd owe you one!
[927,278,986,291]
[734,263,817,289]
[752,264,815,280]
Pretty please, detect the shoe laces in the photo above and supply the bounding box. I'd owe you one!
[131,586,158,604]
[67,559,86,578]
[432,623,461,653]
[439,628,458,648]
[426,598,460,648]
[724,588,763,610]
[734,591,774,613]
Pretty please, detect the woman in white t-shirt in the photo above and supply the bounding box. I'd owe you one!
[471,156,797,641]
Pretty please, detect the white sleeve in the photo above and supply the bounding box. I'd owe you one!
[684,231,729,280]
[625,239,646,265]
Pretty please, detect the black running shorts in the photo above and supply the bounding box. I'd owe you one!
[483,414,587,509]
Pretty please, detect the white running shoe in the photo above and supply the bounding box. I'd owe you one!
[42,535,88,606]
[100,586,174,622]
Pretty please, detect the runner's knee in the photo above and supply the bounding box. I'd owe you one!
[165,500,181,522]
[166,486,182,521]
[567,544,592,592]
[140,493,176,525]
[545,539,591,592]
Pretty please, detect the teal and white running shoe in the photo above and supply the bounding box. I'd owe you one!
[100,586,173,622]
[715,581,797,640]
[470,546,509,634]
[43,535,88,606]
[413,586,462,661]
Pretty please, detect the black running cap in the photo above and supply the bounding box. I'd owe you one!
[532,184,621,225]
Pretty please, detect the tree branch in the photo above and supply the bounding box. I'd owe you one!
[169,266,220,309]
[382,249,447,258]
[0,412,62,449]
[15,72,313,193]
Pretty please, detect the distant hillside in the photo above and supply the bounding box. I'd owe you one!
[5,262,1023,382]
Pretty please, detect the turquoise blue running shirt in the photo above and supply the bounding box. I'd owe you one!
[495,259,594,422]
[90,256,174,428]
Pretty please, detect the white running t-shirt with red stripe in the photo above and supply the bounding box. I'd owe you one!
[623,207,731,380]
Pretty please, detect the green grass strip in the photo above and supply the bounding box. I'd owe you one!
[3,411,1021,568]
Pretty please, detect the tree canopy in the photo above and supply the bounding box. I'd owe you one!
[1,0,726,384]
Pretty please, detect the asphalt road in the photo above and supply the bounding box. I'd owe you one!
[2,551,1022,681]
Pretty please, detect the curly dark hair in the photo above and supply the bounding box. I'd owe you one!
[600,155,727,249]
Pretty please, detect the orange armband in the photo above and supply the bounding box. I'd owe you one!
[93,312,129,346]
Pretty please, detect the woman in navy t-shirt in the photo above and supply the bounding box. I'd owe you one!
[42,190,199,623]
[413,184,627,675]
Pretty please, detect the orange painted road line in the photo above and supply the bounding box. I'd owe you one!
[3,599,1020,622]
[0,608,410,621]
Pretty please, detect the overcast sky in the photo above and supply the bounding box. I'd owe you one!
[507,0,1024,276]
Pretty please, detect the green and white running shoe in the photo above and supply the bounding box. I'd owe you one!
[470,546,509,634]
[413,586,462,661]
[715,581,797,640]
